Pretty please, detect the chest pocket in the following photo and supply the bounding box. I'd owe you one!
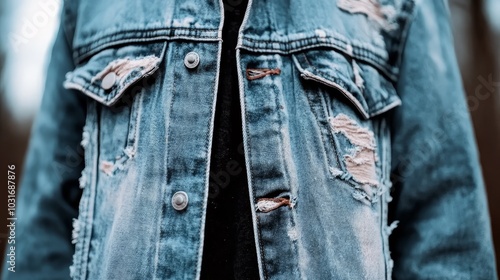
[292,48,400,203]
[64,41,168,175]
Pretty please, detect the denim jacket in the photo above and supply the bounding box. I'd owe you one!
[3,0,497,279]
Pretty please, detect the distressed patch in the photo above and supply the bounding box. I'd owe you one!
[91,56,160,87]
[78,172,87,189]
[255,197,295,213]
[329,114,378,198]
[329,167,345,177]
[172,17,195,27]
[78,125,90,189]
[246,68,281,80]
[337,0,397,31]
[99,147,135,176]
[288,227,299,241]
[100,161,114,176]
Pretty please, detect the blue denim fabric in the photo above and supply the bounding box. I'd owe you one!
[3,0,497,279]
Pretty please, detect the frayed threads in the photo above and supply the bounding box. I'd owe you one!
[329,167,353,181]
[80,130,90,148]
[246,68,281,80]
[386,220,399,235]
[78,172,87,189]
[329,114,379,200]
[337,0,398,31]
[345,45,365,90]
[255,197,296,213]
[71,218,82,244]
[91,56,160,87]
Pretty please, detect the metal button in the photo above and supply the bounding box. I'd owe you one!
[172,191,189,211]
[101,72,117,90]
[184,52,200,69]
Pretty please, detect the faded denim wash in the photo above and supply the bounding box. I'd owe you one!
[3,0,497,279]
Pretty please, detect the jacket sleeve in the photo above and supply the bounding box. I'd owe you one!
[1,13,86,280]
[389,0,498,278]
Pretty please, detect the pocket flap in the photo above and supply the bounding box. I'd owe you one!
[292,49,401,119]
[64,41,167,106]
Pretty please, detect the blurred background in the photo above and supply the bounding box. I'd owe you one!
[0,0,499,276]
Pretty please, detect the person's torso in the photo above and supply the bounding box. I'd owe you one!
[63,0,415,279]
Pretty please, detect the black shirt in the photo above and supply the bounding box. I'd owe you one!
[200,0,259,279]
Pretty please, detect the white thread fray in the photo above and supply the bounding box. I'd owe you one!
[329,114,379,198]
[386,220,399,235]
[71,218,82,245]
[78,172,87,189]
[80,130,90,148]
[91,56,160,87]
[330,167,344,177]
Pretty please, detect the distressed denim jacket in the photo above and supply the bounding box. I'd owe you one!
[4,0,498,279]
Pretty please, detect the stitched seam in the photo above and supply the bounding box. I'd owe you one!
[152,77,166,280]
[393,0,417,81]
[242,36,383,59]
[243,79,269,280]
[302,52,399,117]
[157,45,178,278]
[152,47,171,280]
[299,54,343,178]
[131,86,144,154]
[75,27,219,48]
[377,118,391,279]
[239,42,397,80]
[257,216,268,280]
[79,101,98,280]
[75,36,219,63]
[288,56,303,279]
[301,52,353,91]
[274,67,302,279]
[243,35,351,45]
[299,53,343,172]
